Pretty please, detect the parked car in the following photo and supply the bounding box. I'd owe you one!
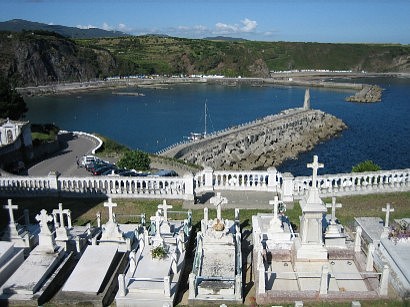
[154,169,178,177]
[92,164,117,176]
[86,160,110,172]
[80,155,100,168]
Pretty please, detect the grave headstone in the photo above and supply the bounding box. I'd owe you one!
[210,192,228,221]
[2,199,34,250]
[35,209,56,253]
[100,198,125,242]
[297,155,328,260]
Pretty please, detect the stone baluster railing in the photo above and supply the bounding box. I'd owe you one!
[194,167,281,193]
[292,168,410,199]
[1,167,409,201]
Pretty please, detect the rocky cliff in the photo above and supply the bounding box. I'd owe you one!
[0,31,117,86]
[163,108,347,170]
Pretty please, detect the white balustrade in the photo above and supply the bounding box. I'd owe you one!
[1,168,409,200]
[293,168,410,199]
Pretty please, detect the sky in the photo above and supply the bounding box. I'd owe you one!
[0,0,409,44]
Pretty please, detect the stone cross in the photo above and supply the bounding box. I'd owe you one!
[104,198,117,222]
[52,203,72,229]
[269,196,281,220]
[158,200,173,222]
[210,192,228,221]
[36,209,53,235]
[326,197,342,224]
[4,199,18,225]
[307,155,324,188]
[382,203,395,228]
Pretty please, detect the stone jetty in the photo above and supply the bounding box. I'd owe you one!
[346,85,383,103]
[161,93,347,170]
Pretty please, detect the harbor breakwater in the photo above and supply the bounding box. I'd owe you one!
[160,107,347,170]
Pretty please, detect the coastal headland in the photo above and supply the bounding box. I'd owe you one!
[159,107,347,170]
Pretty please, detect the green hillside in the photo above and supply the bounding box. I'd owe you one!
[77,36,410,77]
[0,30,409,86]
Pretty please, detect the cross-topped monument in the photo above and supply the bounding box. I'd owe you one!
[4,199,18,226]
[36,209,53,235]
[269,196,281,220]
[210,192,228,221]
[269,196,283,231]
[104,198,117,222]
[158,200,173,222]
[326,197,342,224]
[307,155,324,189]
[52,203,72,229]
[382,203,395,228]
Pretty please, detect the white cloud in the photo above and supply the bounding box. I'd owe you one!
[214,18,257,35]
[102,22,112,31]
[241,18,257,32]
[77,24,97,30]
[76,22,132,33]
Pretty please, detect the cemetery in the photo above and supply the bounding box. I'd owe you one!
[0,155,409,305]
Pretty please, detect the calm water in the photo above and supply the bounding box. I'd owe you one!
[26,78,410,176]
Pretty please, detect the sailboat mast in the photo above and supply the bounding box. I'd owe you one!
[204,100,207,136]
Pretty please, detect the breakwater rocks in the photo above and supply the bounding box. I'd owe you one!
[346,85,382,103]
[161,108,347,170]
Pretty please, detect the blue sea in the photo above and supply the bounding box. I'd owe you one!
[25,78,410,176]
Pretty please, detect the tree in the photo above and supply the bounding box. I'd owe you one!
[117,150,150,171]
[352,160,381,173]
[0,78,28,120]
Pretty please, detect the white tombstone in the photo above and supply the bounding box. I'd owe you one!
[308,155,323,189]
[268,196,283,232]
[4,199,18,228]
[366,243,375,271]
[210,192,228,221]
[297,155,328,260]
[2,199,35,251]
[354,226,362,252]
[151,211,164,247]
[326,197,342,225]
[100,198,124,242]
[53,203,72,242]
[158,200,173,222]
[35,209,57,253]
[381,203,395,238]
[382,203,395,228]
[324,197,346,248]
[158,200,173,233]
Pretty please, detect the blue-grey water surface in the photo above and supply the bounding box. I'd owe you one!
[26,78,410,176]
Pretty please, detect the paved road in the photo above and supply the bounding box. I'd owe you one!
[28,133,97,177]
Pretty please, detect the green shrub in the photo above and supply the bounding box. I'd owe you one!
[352,160,381,173]
[117,150,150,171]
